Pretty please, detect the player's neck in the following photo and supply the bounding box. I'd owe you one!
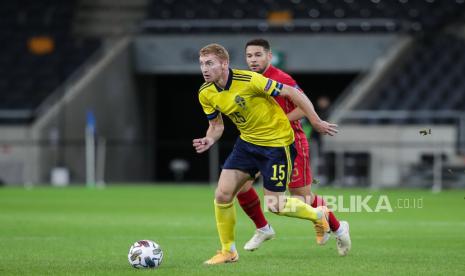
[215,69,230,88]
[262,63,272,74]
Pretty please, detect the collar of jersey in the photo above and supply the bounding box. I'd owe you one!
[214,68,233,92]
[263,64,275,78]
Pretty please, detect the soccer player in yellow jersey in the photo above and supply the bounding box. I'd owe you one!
[193,43,338,265]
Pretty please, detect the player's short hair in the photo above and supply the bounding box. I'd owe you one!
[245,38,271,52]
[199,43,229,62]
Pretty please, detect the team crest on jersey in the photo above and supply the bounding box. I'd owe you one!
[235,95,247,110]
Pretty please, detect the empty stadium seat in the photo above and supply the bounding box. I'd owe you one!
[142,0,465,33]
[0,0,101,123]
[354,34,465,124]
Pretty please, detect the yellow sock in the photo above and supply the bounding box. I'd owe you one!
[214,200,236,253]
[278,197,320,222]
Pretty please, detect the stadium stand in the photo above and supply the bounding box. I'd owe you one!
[0,0,101,123]
[353,34,465,124]
[142,0,465,33]
[1,0,464,185]
[329,28,465,187]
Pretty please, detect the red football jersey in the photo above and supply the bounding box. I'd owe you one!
[263,65,308,146]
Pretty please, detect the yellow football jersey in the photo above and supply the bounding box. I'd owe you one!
[198,68,294,147]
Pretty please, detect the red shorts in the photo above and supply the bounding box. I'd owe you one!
[289,137,312,189]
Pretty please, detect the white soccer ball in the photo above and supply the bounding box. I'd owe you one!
[128,240,163,269]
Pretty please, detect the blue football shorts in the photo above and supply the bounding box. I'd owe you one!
[223,138,296,192]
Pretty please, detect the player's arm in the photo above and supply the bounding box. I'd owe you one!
[279,85,338,136]
[249,72,336,135]
[280,77,305,122]
[193,114,224,153]
[286,107,305,122]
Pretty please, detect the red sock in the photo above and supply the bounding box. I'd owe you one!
[237,188,268,229]
[311,194,341,232]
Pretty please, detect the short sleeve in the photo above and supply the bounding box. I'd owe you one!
[249,71,284,97]
[198,91,219,120]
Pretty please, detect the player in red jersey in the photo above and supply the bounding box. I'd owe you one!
[237,39,351,256]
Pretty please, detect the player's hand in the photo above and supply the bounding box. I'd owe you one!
[192,137,214,153]
[313,120,338,136]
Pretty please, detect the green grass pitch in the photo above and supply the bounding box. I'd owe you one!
[1,185,464,275]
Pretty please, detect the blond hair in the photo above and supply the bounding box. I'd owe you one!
[199,43,229,62]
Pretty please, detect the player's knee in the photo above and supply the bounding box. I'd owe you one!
[239,180,253,194]
[267,206,280,214]
[215,188,234,203]
[264,195,281,213]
